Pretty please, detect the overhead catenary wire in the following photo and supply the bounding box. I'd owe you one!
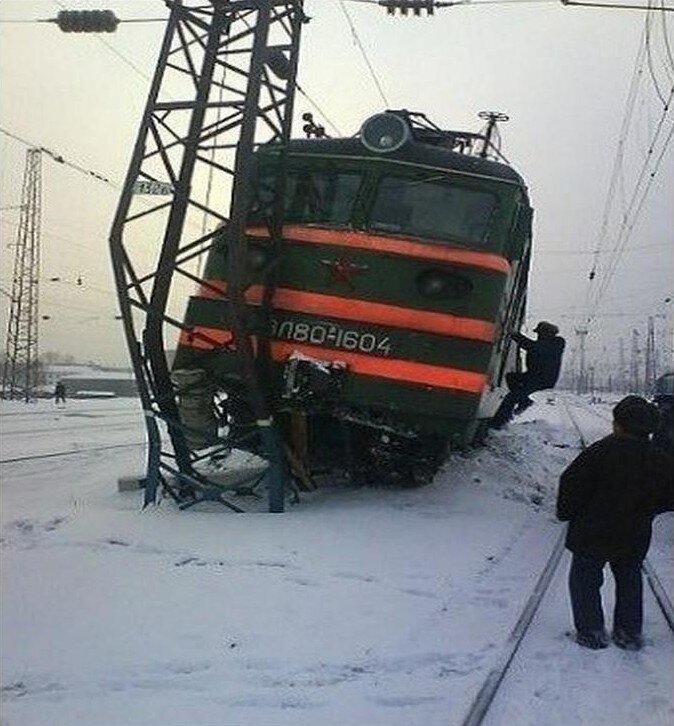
[50,0,153,84]
[582,10,673,323]
[590,103,674,316]
[587,26,647,282]
[538,241,670,255]
[335,0,390,107]
[236,10,345,137]
[0,17,167,25]
[660,0,674,74]
[0,127,115,187]
[645,4,668,104]
[296,85,344,136]
[345,0,565,6]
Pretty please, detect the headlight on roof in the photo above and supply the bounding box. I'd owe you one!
[360,113,411,153]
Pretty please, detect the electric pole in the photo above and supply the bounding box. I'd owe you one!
[1,148,42,401]
[575,327,588,394]
[618,337,626,392]
[644,316,656,393]
[630,328,640,393]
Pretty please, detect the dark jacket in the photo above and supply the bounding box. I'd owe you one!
[557,434,674,560]
[512,333,565,388]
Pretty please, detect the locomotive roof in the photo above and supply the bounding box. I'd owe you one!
[266,137,527,190]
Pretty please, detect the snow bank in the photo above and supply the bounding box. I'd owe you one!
[1,396,671,726]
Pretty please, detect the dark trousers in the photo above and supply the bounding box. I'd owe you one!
[569,553,643,635]
[491,372,544,427]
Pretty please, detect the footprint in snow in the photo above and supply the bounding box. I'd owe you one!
[229,695,324,709]
[333,572,378,583]
[174,556,208,567]
[398,588,439,599]
[373,695,443,707]
[284,576,321,587]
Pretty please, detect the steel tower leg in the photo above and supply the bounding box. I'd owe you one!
[2,149,42,402]
[108,0,305,511]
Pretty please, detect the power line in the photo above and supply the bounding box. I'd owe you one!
[0,16,167,25]
[0,126,115,187]
[588,26,647,278]
[561,0,674,10]
[583,11,673,322]
[538,241,670,255]
[236,11,345,137]
[336,0,390,107]
[661,0,674,74]
[346,0,563,6]
[50,1,153,84]
[296,85,344,136]
[591,104,673,315]
[645,5,668,103]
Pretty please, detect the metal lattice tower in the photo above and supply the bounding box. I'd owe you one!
[630,328,640,393]
[644,315,656,392]
[109,0,305,511]
[2,149,42,401]
[575,327,588,394]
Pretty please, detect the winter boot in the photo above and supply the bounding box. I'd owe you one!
[612,627,643,651]
[575,630,610,650]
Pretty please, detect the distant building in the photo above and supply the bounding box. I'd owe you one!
[43,364,138,398]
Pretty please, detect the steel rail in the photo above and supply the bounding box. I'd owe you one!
[0,442,144,465]
[564,397,674,636]
[0,406,141,418]
[461,530,566,726]
[2,421,142,437]
[460,398,596,725]
[643,558,674,634]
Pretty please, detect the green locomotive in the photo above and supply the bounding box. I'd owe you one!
[172,111,532,484]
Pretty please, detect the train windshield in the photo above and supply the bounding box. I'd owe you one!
[368,176,496,245]
[251,168,362,226]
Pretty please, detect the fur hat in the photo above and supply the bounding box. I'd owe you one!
[534,321,559,337]
[613,395,659,435]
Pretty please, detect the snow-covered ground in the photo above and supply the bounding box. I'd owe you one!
[1,394,672,726]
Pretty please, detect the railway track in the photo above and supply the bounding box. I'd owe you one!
[460,399,674,726]
[1,419,142,437]
[0,441,145,465]
[0,405,141,418]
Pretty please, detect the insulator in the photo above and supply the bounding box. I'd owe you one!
[381,0,434,15]
[56,10,119,34]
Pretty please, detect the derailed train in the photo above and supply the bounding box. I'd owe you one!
[172,111,533,485]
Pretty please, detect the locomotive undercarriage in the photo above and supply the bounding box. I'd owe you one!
[173,359,450,494]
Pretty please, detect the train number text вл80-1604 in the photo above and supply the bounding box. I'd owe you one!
[271,319,392,356]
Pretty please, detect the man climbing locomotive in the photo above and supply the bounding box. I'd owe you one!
[490,321,565,429]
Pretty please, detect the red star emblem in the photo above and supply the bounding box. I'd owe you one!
[320,258,369,289]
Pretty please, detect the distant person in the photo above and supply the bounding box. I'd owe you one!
[54,381,66,406]
[490,321,565,428]
[557,396,674,651]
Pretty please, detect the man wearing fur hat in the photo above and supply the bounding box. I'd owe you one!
[490,321,565,429]
[557,395,674,650]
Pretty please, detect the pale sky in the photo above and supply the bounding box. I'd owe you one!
[1,0,672,380]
